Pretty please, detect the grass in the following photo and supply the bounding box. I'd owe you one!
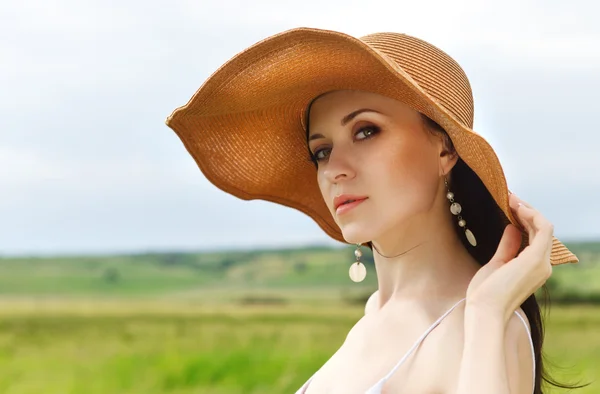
[0,243,597,393]
[0,301,596,394]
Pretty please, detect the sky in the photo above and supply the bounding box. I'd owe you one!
[1,0,598,256]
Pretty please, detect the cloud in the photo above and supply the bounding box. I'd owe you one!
[1,0,597,255]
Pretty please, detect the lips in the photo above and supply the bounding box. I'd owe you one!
[333,194,368,211]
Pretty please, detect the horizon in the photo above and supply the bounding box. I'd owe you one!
[3,237,600,259]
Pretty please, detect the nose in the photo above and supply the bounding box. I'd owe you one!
[322,145,356,184]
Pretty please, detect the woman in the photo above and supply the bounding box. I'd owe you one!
[166,28,583,393]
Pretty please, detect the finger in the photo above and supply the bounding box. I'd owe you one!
[514,201,537,237]
[509,193,533,209]
[515,201,553,237]
[515,204,554,262]
[510,194,542,236]
[510,197,553,260]
[509,194,528,230]
[490,224,522,263]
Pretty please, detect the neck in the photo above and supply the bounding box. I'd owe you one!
[371,209,481,309]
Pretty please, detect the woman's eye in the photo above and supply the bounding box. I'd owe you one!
[314,148,331,161]
[355,125,379,140]
[310,125,380,164]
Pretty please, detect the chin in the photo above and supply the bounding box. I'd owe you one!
[339,222,377,245]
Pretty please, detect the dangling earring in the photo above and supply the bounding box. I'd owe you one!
[445,177,477,247]
[349,243,367,283]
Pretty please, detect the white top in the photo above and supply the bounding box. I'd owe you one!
[295,298,535,394]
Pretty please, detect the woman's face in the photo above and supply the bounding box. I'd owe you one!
[307,90,451,245]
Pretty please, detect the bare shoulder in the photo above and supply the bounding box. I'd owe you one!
[364,289,379,315]
[507,307,533,348]
[505,307,535,394]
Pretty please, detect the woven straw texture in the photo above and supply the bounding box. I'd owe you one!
[166,27,578,265]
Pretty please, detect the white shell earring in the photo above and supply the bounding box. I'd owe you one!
[349,244,367,283]
[445,177,477,247]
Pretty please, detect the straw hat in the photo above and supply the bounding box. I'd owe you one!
[166,27,578,265]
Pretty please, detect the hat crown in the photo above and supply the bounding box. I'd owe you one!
[360,33,474,129]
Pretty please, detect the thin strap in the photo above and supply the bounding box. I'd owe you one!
[513,310,536,394]
[296,369,318,394]
[297,301,536,394]
[375,305,536,394]
[378,297,467,383]
[297,299,467,394]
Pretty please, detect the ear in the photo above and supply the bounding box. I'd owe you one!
[437,137,459,177]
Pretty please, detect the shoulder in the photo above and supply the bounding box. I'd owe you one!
[508,307,532,336]
[364,289,379,315]
[506,307,533,352]
[505,307,535,394]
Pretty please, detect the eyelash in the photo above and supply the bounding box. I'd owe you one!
[309,125,381,164]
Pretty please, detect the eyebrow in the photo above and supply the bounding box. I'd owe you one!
[308,108,383,141]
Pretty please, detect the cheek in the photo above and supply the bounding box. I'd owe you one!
[373,134,440,210]
[317,172,331,208]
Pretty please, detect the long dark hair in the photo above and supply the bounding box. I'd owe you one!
[417,115,589,393]
[304,110,588,393]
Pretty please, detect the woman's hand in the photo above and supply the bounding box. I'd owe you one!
[465,193,554,324]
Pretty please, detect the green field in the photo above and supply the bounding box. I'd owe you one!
[0,301,596,394]
[0,242,598,393]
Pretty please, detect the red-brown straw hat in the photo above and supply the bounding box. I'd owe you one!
[165,27,578,265]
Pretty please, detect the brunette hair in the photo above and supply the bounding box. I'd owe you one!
[417,114,588,393]
[304,109,588,393]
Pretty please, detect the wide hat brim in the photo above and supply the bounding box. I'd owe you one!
[166,27,578,265]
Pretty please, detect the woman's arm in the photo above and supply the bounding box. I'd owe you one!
[456,193,552,394]
[455,303,534,394]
